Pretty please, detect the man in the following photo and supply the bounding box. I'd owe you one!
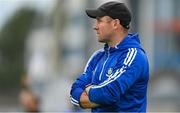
[70,1,149,112]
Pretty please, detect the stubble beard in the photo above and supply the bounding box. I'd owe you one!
[97,36,109,43]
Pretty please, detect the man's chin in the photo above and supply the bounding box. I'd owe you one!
[97,36,108,43]
[98,39,106,43]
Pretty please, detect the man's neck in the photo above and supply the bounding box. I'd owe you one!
[108,31,128,47]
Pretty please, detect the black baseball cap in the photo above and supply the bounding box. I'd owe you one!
[86,1,131,29]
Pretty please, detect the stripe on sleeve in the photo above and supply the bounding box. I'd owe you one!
[70,97,79,106]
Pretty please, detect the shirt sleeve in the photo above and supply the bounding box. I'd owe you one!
[88,49,147,105]
[70,49,103,106]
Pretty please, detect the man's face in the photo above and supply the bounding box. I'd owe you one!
[94,16,115,43]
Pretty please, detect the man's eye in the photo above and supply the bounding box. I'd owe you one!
[97,20,102,23]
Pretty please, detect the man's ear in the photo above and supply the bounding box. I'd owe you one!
[113,19,120,29]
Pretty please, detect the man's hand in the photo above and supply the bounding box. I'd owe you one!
[80,91,99,109]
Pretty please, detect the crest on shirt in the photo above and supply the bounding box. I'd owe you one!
[106,68,113,78]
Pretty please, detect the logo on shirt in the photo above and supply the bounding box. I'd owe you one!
[106,68,113,78]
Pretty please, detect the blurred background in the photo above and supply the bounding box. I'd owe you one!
[0,0,180,112]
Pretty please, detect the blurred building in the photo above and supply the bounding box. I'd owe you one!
[129,0,180,111]
[0,0,180,112]
[21,0,180,112]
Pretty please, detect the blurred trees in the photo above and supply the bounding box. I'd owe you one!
[0,8,37,90]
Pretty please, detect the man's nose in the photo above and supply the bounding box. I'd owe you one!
[93,22,98,30]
